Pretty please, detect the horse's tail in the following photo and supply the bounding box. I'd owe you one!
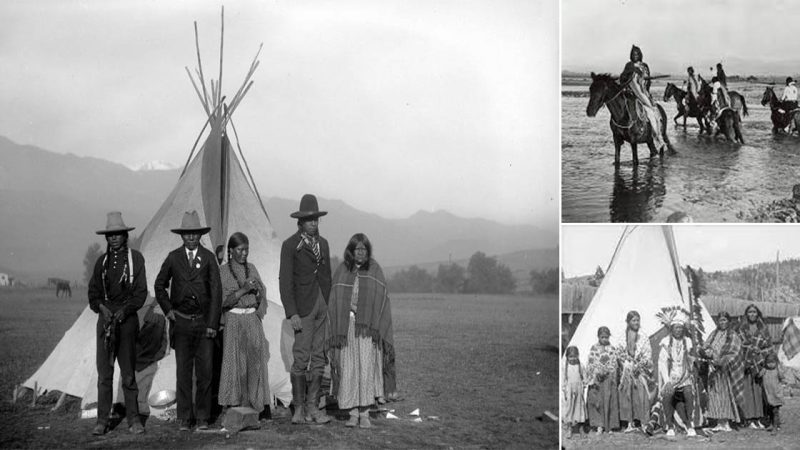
[741,96,749,117]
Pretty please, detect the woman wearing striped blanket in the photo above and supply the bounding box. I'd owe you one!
[327,234,394,429]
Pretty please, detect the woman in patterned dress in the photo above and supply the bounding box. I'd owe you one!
[586,326,619,434]
[327,233,393,428]
[218,232,271,414]
[737,304,771,428]
[700,311,742,432]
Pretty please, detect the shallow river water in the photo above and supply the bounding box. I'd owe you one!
[562,82,800,223]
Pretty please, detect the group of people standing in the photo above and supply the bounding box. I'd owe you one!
[562,304,785,439]
[88,194,397,436]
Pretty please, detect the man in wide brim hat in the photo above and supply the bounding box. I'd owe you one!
[289,194,328,220]
[280,194,333,424]
[88,211,148,436]
[154,210,221,431]
[170,210,211,235]
[96,211,136,235]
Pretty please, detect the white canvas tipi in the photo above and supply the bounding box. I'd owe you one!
[23,12,293,416]
[565,225,716,367]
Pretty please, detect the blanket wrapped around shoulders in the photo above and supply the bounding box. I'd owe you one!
[327,259,394,360]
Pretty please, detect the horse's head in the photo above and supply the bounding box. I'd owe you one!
[761,86,775,107]
[663,83,675,102]
[587,72,617,117]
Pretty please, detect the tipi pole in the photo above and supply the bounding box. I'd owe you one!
[51,392,66,412]
[218,5,224,108]
[181,97,227,177]
[194,21,211,109]
[186,67,210,116]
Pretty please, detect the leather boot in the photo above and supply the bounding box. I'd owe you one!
[290,374,306,424]
[305,375,331,424]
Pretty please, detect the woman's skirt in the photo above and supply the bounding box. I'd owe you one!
[218,311,270,412]
[587,374,619,430]
[706,369,739,421]
[740,371,764,419]
[337,314,384,409]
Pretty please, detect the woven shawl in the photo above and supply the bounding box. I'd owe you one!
[706,328,745,409]
[327,259,393,359]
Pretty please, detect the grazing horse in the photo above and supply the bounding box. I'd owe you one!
[761,86,800,134]
[662,82,710,132]
[586,72,671,166]
[56,281,72,298]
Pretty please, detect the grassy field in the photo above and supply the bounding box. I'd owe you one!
[0,288,558,449]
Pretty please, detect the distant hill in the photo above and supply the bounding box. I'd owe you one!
[0,136,556,283]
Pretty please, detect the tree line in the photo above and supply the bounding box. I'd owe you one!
[388,251,558,295]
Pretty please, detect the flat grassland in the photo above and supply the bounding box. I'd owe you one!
[0,288,558,449]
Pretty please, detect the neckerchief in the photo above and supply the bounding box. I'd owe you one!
[297,232,322,264]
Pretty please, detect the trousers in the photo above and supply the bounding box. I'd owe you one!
[291,292,328,376]
[173,315,214,423]
[96,313,139,426]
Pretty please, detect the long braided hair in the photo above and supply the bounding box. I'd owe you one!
[103,232,130,293]
[226,232,250,286]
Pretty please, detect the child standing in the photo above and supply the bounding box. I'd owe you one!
[587,326,620,434]
[562,346,587,438]
[761,352,784,431]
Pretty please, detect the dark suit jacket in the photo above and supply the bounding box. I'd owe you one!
[279,231,332,319]
[154,244,222,330]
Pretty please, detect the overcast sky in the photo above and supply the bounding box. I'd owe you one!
[562,225,800,278]
[0,0,558,229]
[562,0,800,75]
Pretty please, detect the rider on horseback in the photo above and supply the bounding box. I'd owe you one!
[780,77,798,132]
[620,45,665,151]
[781,77,798,112]
[710,75,732,119]
[684,66,701,113]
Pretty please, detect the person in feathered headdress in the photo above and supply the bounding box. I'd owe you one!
[655,307,698,437]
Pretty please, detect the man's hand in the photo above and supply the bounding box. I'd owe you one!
[290,314,302,332]
[205,328,217,338]
[166,310,176,321]
[99,304,113,321]
[112,309,125,322]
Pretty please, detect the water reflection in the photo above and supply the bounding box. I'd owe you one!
[609,161,666,222]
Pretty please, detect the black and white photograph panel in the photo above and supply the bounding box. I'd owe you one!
[561,224,800,448]
[562,0,800,223]
[0,0,560,448]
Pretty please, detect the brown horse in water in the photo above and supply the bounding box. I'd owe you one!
[662,82,710,132]
[761,86,800,134]
[586,72,671,166]
[697,81,746,143]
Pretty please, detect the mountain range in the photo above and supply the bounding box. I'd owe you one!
[0,136,556,283]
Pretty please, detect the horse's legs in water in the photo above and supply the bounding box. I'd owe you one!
[646,140,659,159]
[613,131,624,166]
[630,141,639,166]
[735,115,745,144]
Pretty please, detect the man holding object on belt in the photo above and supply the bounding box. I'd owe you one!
[280,194,332,424]
[154,210,222,431]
